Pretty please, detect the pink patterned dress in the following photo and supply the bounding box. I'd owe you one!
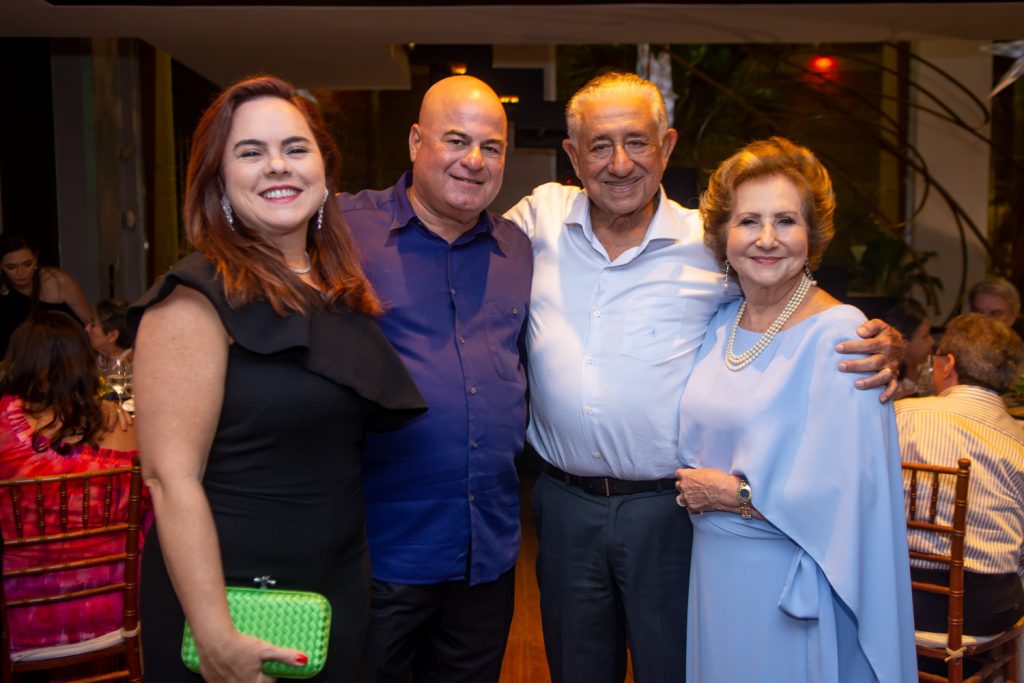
[0,394,150,653]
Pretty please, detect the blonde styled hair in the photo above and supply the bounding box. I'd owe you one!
[700,136,835,270]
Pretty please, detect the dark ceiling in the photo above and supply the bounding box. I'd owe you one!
[4,0,1023,89]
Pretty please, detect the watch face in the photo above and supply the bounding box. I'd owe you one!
[738,482,752,501]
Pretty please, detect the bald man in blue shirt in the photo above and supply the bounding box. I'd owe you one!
[340,76,532,683]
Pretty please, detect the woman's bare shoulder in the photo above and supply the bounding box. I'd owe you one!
[37,267,73,297]
[787,288,842,328]
[138,283,230,346]
[808,288,843,313]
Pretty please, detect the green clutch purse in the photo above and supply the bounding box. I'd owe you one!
[181,584,332,679]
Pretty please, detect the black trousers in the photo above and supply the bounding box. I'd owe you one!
[911,566,1024,635]
[364,566,515,683]
[533,473,691,683]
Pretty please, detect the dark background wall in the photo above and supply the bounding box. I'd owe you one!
[0,38,60,265]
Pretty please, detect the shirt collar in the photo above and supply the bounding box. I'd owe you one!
[391,170,507,251]
[937,383,1004,403]
[389,171,419,231]
[644,187,678,243]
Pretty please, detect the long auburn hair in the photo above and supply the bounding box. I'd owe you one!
[186,75,381,316]
[1,312,105,455]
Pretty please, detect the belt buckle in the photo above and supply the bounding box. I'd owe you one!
[603,478,611,496]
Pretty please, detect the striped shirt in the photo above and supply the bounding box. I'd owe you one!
[896,385,1024,575]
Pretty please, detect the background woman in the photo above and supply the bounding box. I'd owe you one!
[132,76,424,682]
[0,234,95,355]
[0,311,145,654]
[674,137,915,682]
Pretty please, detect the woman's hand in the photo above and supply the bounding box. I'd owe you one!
[197,630,308,683]
[674,468,742,513]
[100,399,133,432]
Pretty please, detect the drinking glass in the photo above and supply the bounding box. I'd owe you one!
[915,355,934,397]
[105,358,132,408]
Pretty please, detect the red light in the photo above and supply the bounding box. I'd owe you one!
[810,56,837,73]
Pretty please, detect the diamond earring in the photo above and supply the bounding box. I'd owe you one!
[316,187,329,231]
[220,195,234,228]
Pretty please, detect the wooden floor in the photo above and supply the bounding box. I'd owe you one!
[497,473,552,683]
[498,473,634,683]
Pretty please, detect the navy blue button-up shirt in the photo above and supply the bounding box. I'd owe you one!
[341,172,532,585]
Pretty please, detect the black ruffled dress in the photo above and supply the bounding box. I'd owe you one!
[130,253,425,681]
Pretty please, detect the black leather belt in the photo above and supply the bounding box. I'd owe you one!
[542,462,677,497]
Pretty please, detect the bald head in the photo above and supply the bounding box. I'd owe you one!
[407,75,508,238]
[419,76,507,131]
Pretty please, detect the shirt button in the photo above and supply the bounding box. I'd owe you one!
[469,386,478,395]
[583,406,592,415]
[512,306,519,315]
[592,309,601,318]
[470,440,479,449]
[450,288,456,295]
[458,336,466,344]
[593,451,602,459]
[469,494,475,502]
[585,357,593,365]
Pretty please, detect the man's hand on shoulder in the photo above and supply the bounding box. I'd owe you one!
[835,318,905,402]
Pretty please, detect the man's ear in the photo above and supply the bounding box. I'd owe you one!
[934,352,956,382]
[562,138,581,178]
[661,128,679,165]
[409,123,423,163]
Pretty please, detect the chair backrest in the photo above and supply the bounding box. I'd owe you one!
[902,457,971,681]
[0,455,143,664]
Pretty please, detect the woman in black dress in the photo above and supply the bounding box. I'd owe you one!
[0,234,95,355]
[132,76,425,683]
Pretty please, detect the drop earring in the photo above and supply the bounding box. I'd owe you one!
[723,261,731,289]
[316,187,329,231]
[803,260,817,285]
[220,195,234,228]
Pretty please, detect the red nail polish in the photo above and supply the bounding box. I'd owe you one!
[296,654,308,665]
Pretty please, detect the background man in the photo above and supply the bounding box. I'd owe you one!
[969,275,1023,334]
[340,76,532,682]
[506,71,899,683]
[897,312,1024,638]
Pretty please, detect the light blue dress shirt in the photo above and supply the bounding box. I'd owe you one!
[505,182,731,480]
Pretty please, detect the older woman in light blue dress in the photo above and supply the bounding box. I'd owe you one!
[675,137,916,682]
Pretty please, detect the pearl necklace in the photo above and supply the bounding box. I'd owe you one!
[725,274,814,371]
[289,252,312,275]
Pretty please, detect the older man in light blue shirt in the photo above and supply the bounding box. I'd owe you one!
[506,71,899,683]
